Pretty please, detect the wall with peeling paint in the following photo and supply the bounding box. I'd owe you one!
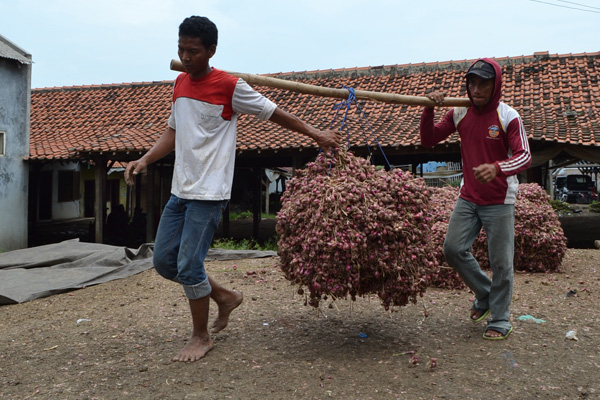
[0,37,31,251]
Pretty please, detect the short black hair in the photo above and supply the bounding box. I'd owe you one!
[179,16,218,49]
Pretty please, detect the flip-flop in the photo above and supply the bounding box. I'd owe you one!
[483,326,513,340]
[470,307,490,322]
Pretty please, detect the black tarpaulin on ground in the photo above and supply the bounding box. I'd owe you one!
[0,239,276,305]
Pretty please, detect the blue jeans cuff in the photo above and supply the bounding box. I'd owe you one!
[182,277,212,300]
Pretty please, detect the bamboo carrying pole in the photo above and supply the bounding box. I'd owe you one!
[170,59,471,107]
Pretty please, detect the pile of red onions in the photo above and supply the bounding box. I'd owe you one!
[472,183,567,272]
[427,186,465,289]
[276,149,437,310]
[277,150,567,309]
[429,184,567,273]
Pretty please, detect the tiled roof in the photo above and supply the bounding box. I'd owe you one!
[30,51,600,161]
[30,81,173,160]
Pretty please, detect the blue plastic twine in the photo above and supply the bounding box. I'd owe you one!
[330,85,356,150]
[329,86,392,170]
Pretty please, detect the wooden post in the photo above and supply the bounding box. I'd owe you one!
[222,202,230,238]
[145,165,155,243]
[28,163,41,246]
[292,155,302,176]
[264,171,270,216]
[253,167,262,240]
[94,157,106,243]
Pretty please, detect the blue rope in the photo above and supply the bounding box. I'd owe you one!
[329,86,392,170]
[330,85,356,150]
[354,100,393,171]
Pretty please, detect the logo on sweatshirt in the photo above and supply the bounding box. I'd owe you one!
[488,125,500,138]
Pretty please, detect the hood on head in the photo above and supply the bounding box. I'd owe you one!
[465,58,502,113]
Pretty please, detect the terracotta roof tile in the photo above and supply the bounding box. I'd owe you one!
[30,52,600,160]
[30,81,173,160]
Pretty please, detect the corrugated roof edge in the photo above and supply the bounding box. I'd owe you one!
[0,33,32,64]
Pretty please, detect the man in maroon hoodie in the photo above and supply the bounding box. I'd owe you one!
[420,58,531,340]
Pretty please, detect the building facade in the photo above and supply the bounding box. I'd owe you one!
[0,34,32,251]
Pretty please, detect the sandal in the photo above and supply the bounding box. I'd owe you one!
[483,326,513,341]
[470,307,490,322]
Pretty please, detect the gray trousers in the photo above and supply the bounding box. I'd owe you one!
[443,197,515,332]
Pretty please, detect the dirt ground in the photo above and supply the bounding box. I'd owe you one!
[1,245,599,400]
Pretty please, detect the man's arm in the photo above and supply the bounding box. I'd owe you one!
[475,115,531,184]
[268,107,341,151]
[125,126,176,186]
[419,91,456,148]
[493,116,532,178]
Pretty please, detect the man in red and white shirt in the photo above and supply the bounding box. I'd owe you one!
[420,58,531,340]
[125,16,341,361]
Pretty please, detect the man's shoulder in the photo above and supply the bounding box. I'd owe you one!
[452,106,467,125]
[172,69,241,105]
[497,102,521,124]
[497,102,519,113]
[210,68,240,85]
[174,69,239,88]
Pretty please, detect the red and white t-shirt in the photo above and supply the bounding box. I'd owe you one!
[167,68,276,200]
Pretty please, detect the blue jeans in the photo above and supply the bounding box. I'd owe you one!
[443,197,515,332]
[153,195,227,300]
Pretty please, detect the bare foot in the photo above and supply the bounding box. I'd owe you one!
[172,335,214,362]
[210,291,243,334]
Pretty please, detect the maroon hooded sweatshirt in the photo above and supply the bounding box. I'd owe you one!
[420,58,531,205]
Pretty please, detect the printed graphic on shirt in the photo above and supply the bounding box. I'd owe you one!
[487,125,500,139]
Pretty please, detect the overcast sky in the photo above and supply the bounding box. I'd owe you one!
[1,0,599,89]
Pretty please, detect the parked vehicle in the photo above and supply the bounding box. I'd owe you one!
[555,174,598,204]
[554,176,567,200]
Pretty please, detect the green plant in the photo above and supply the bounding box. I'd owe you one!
[549,199,571,214]
[228,211,277,220]
[590,201,600,213]
[212,238,257,250]
[261,236,279,251]
[261,213,277,219]
[229,211,253,220]
[446,179,461,188]
[211,236,278,252]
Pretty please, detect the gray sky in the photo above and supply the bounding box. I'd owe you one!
[1,0,599,89]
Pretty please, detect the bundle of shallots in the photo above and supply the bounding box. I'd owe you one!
[472,183,567,272]
[276,149,437,310]
[428,184,567,273]
[426,186,465,290]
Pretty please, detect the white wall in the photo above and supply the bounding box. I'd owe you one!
[41,162,82,220]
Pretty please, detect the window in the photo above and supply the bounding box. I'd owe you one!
[0,131,5,155]
[58,170,81,202]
